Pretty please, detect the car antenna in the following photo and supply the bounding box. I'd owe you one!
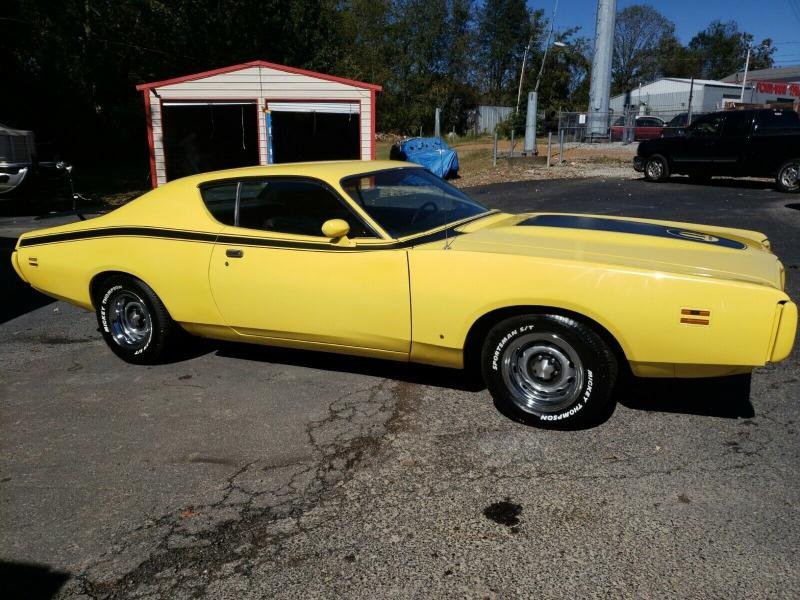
[443,200,454,251]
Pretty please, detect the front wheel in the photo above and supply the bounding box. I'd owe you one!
[95,275,177,364]
[644,154,669,182]
[776,158,800,193]
[481,314,618,427]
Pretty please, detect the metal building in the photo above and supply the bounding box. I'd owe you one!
[136,60,381,188]
[610,77,799,122]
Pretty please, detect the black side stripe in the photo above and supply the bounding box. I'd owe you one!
[18,223,471,250]
[18,227,217,247]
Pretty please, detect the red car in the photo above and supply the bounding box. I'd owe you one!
[610,115,665,141]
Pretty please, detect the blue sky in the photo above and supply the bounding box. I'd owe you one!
[546,0,800,67]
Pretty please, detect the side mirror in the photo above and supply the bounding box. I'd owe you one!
[321,219,350,240]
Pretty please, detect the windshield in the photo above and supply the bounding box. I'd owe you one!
[341,168,490,238]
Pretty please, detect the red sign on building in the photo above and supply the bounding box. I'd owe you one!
[756,80,800,98]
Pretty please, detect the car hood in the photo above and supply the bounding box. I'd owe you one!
[450,212,784,289]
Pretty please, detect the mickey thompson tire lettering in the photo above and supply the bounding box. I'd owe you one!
[539,370,593,421]
[480,314,618,428]
[99,285,123,332]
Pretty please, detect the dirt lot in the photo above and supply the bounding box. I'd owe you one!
[377,136,639,188]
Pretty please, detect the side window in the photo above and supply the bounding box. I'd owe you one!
[721,112,753,138]
[691,114,723,137]
[200,183,237,225]
[237,179,374,238]
[755,110,800,131]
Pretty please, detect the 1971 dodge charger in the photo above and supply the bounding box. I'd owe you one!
[11,161,798,426]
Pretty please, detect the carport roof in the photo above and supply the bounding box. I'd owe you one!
[135,59,382,92]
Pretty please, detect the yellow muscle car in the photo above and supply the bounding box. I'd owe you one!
[11,161,798,426]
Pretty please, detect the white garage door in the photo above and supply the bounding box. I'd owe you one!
[267,102,360,114]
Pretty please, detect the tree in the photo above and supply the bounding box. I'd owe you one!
[535,31,592,112]
[476,0,539,104]
[687,21,775,80]
[612,4,676,93]
[654,35,701,78]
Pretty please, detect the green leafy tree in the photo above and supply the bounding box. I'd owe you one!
[476,0,537,104]
[687,21,775,80]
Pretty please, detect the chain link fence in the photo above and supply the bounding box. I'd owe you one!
[556,107,702,144]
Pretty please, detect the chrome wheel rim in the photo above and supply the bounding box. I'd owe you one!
[108,291,152,350]
[500,332,584,414]
[780,163,799,190]
[646,160,663,179]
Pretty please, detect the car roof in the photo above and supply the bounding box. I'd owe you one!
[167,160,417,189]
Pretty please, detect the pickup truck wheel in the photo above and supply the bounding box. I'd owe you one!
[644,155,669,182]
[95,275,176,364]
[776,159,800,193]
[481,314,618,428]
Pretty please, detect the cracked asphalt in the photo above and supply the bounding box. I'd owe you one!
[1,176,799,599]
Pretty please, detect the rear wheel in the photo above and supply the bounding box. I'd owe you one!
[644,154,669,182]
[94,275,176,364]
[481,314,618,427]
[776,158,800,193]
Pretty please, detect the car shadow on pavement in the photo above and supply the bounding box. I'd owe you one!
[0,560,70,600]
[214,341,754,422]
[617,373,755,419]
[650,176,778,191]
[0,236,56,324]
[213,341,484,392]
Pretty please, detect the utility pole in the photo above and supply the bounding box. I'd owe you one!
[524,91,537,154]
[516,40,533,114]
[587,0,617,139]
[740,45,752,102]
[687,77,694,124]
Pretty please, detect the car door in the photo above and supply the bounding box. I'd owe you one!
[714,111,754,175]
[671,113,724,170]
[206,177,411,357]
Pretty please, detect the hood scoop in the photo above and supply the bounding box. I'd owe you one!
[518,214,746,250]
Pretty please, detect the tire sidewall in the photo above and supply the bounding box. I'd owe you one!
[482,316,614,426]
[96,277,164,363]
[644,155,669,182]
[776,159,800,193]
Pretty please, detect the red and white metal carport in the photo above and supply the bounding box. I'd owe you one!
[135,60,382,187]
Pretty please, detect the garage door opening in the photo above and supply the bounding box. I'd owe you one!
[163,103,259,181]
[271,110,360,163]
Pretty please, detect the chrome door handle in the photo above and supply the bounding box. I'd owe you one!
[226,248,244,258]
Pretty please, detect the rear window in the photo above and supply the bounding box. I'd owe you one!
[638,118,662,127]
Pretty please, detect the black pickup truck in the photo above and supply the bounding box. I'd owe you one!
[633,109,800,192]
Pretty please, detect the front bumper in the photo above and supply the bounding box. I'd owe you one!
[633,156,645,172]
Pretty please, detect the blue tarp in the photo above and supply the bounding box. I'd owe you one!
[394,137,459,178]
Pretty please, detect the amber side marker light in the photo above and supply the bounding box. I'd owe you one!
[680,308,710,325]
